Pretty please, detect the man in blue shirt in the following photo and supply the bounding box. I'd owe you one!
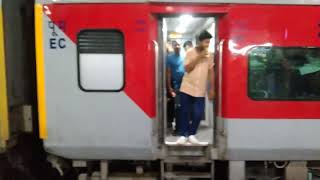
[166,41,185,135]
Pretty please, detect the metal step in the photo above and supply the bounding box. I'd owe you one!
[160,160,215,180]
[164,172,212,179]
[166,145,211,157]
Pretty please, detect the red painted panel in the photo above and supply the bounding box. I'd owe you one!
[222,5,320,119]
[45,4,157,118]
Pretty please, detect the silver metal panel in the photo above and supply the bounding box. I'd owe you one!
[219,118,320,160]
[36,0,320,5]
[43,15,157,160]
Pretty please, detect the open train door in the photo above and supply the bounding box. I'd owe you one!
[35,2,160,160]
[149,4,230,179]
[149,4,230,160]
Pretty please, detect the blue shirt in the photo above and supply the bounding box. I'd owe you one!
[166,53,185,90]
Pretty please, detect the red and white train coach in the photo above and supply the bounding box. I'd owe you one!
[34,0,320,178]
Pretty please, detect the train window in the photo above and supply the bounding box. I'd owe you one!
[248,47,320,100]
[77,30,124,92]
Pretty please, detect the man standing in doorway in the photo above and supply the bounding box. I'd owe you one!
[166,41,184,135]
[176,30,215,145]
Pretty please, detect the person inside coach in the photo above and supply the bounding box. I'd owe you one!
[176,30,215,145]
[183,40,193,52]
[166,41,185,135]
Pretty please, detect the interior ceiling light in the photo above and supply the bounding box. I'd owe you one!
[179,14,193,24]
[175,26,186,33]
[175,14,193,33]
[169,33,182,39]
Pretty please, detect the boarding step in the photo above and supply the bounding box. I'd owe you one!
[161,160,215,180]
[164,172,212,179]
[166,145,211,157]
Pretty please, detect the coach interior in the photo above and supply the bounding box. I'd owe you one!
[161,15,216,146]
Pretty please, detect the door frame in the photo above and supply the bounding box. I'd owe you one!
[153,12,226,146]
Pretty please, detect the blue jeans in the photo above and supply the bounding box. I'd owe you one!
[179,92,205,136]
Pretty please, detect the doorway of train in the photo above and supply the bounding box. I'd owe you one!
[158,14,217,146]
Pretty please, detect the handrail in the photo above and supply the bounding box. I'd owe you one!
[218,39,225,117]
[153,40,159,120]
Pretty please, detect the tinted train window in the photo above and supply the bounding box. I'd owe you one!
[248,47,320,100]
[77,30,124,92]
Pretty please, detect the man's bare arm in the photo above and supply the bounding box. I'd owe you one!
[185,57,201,73]
[185,51,208,73]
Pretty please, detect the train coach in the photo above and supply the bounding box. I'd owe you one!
[0,0,316,179]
